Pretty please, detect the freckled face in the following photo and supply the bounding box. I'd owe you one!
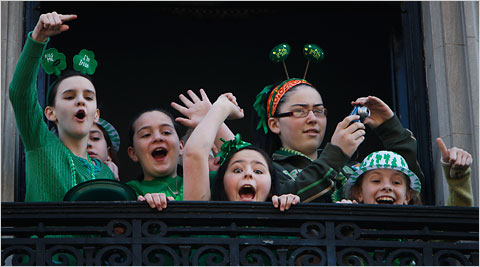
[128,111,183,180]
[223,149,271,202]
[357,169,411,205]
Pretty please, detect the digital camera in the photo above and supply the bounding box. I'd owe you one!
[349,105,370,123]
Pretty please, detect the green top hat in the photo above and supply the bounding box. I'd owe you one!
[63,179,137,201]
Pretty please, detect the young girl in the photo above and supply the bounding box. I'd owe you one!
[9,12,114,202]
[253,78,424,203]
[125,108,185,210]
[87,118,121,180]
[341,150,422,205]
[183,93,300,211]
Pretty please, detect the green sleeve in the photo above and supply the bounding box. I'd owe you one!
[374,114,425,186]
[443,164,474,207]
[277,143,350,203]
[9,32,51,150]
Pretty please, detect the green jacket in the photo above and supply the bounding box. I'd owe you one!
[442,163,473,207]
[274,115,424,203]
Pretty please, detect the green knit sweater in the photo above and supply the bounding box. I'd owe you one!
[9,33,114,202]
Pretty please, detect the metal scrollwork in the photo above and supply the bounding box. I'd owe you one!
[289,247,327,266]
[45,245,83,266]
[141,220,168,237]
[192,246,230,266]
[239,245,277,266]
[335,223,360,240]
[434,249,471,265]
[192,245,229,266]
[337,247,374,266]
[1,245,35,266]
[106,219,132,237]
[94,245,132,266]
[300,221,325,239]
[385,248,422,265]
[142,245,180,266]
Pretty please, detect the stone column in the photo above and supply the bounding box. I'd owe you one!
[422,1,479,206]
[1,2,24,201]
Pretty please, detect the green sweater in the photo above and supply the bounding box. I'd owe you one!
[274,115,424,203]
[9,33,114,202]
[127,176,184,201]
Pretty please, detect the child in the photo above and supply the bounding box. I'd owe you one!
[87,118,121,180]
[253,78,424,203]
[183,93,300,211]
[125,108,185,211]
[9,12,114,202]
[340,150,422,205]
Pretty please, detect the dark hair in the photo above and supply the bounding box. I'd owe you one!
[47,70,94,107]
[212,146,279,201]
[128,107,185,148]
[96,122,120,167]
[252,82,319,156]
[127,108,185,182]
[347,172,423,205]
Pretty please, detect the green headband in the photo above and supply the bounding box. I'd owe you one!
[253,78,311,134]
[215,134,252,166]
[42,48,98,106]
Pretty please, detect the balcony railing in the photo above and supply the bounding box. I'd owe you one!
[1,201,478,266]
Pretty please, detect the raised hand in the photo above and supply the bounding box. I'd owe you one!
[331,115,366,157]
[32,12,77,43]
[351,96,394,129]
[272,194,300,211]
[215,93,244,120]
[138,193,174,211]
[436,137,472,170]
[171,89,212,128]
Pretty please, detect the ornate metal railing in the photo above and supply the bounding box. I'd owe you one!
[1,202,478,266]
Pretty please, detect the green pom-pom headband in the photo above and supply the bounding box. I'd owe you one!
[42,48,98,106]
[215,134,252,166]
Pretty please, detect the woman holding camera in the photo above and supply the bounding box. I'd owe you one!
[253,79,424,203]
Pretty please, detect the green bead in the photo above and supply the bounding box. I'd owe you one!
[303,44,325,63]
[269,43,290,63]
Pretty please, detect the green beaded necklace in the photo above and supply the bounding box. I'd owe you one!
[67,151,95,187]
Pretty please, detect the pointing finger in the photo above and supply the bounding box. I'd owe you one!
[59,14,78,22]
[435,138,449,162]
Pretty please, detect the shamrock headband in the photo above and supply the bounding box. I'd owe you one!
[215,134,252,166]
[97,118,121,153]
[41,48,98,106]
[345,151,422,195]
[253,43,325,134]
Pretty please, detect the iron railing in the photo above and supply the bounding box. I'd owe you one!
[1,201,478,265]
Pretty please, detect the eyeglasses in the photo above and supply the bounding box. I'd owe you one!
[274,107,327,118]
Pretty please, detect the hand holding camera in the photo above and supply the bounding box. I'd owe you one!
[351,96,394,129]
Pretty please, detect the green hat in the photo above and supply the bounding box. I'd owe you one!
[345,151,422,194]
[97,118,120,152]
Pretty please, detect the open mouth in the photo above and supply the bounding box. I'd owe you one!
[238,185,256,201]
[152,148,168,160]
[75,110,86,120]
[376,196,395,204]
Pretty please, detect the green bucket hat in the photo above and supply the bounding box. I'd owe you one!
[345,151,422,194]
[97,118,120,152]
